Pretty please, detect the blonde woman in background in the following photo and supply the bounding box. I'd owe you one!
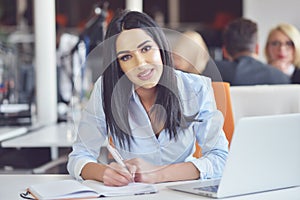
[172,30,210,74]
[265,23,300,83]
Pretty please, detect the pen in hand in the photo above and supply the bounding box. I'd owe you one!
[107,143,135,182]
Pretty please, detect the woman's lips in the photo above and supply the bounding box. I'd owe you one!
[137,69,154,80]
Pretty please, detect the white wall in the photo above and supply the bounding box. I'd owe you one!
[243,0,300,61]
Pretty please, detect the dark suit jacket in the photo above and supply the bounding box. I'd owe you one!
[213,56,291,86]
[291,68,300,84]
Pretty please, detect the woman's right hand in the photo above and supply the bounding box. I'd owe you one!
[102,162,136,186]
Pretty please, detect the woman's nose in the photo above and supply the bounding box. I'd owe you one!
[133,51,146,67]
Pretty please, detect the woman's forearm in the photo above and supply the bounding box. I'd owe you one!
[81,162,107,181]
[157,162,200,183]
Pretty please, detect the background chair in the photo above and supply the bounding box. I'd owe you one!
[193,81,234,158]
[230,84,300,124]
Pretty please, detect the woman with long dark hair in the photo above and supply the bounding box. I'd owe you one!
[67,10,228,186]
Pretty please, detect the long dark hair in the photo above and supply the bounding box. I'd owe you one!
[102,10,190,149]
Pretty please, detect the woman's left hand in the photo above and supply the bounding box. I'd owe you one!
[126,158,163,183]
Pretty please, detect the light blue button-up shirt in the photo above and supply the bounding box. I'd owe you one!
[67,70,228,180]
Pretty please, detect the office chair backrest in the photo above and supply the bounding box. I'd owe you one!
[193,81,234,158]
[212,82,235,144]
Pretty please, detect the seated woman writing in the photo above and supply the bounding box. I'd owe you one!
[67,10,228,186]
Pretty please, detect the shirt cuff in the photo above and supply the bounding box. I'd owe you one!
[74,158,97,181]
[190,158,213,180]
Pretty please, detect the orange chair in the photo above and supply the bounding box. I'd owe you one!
[193,82,235,158]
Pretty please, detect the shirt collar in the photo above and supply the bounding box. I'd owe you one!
[286,64,295,77]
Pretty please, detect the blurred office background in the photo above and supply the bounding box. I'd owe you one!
[0,0,243,126]
[0,0,299,173]
[0,0,299,118]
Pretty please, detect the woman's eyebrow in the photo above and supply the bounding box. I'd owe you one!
[137,40,151,48]
[116,50,130,56]
[116,40,152,56]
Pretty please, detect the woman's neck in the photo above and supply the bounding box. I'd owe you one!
[136,86,165,135]
[135,86,157,112]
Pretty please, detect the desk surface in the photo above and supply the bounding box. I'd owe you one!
[0,126,28,142]
[1,174,299,200]
[1,123,75,148]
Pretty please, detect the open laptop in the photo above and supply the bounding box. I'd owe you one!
[168,113,300,198]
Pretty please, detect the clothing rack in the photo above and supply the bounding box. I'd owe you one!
[59,1,108,102]
[70,1,108,55]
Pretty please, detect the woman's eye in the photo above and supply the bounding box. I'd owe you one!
[141,45,152,53]
[119,55,131,61]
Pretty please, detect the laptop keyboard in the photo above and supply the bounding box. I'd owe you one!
[194,185,219,193]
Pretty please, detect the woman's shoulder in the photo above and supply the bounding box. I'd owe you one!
[87,76,103,98]
[174,70,212,111]
[174,69,212,91]
[93,76,103,89]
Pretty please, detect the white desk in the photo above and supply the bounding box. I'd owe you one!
[1,174,299,200]
[1,123,75,160]
[0,127,28,142]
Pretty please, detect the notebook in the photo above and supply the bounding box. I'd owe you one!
[168,113,300,198]
[24,179,158,199]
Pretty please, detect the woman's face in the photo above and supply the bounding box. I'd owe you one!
[267,30,295,65]
[116,28,163,89]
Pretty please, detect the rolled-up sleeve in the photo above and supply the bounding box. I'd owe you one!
[67,77,107,180]
[187,76,228,179]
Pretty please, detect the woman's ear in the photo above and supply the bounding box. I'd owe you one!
[222,46,233,61]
